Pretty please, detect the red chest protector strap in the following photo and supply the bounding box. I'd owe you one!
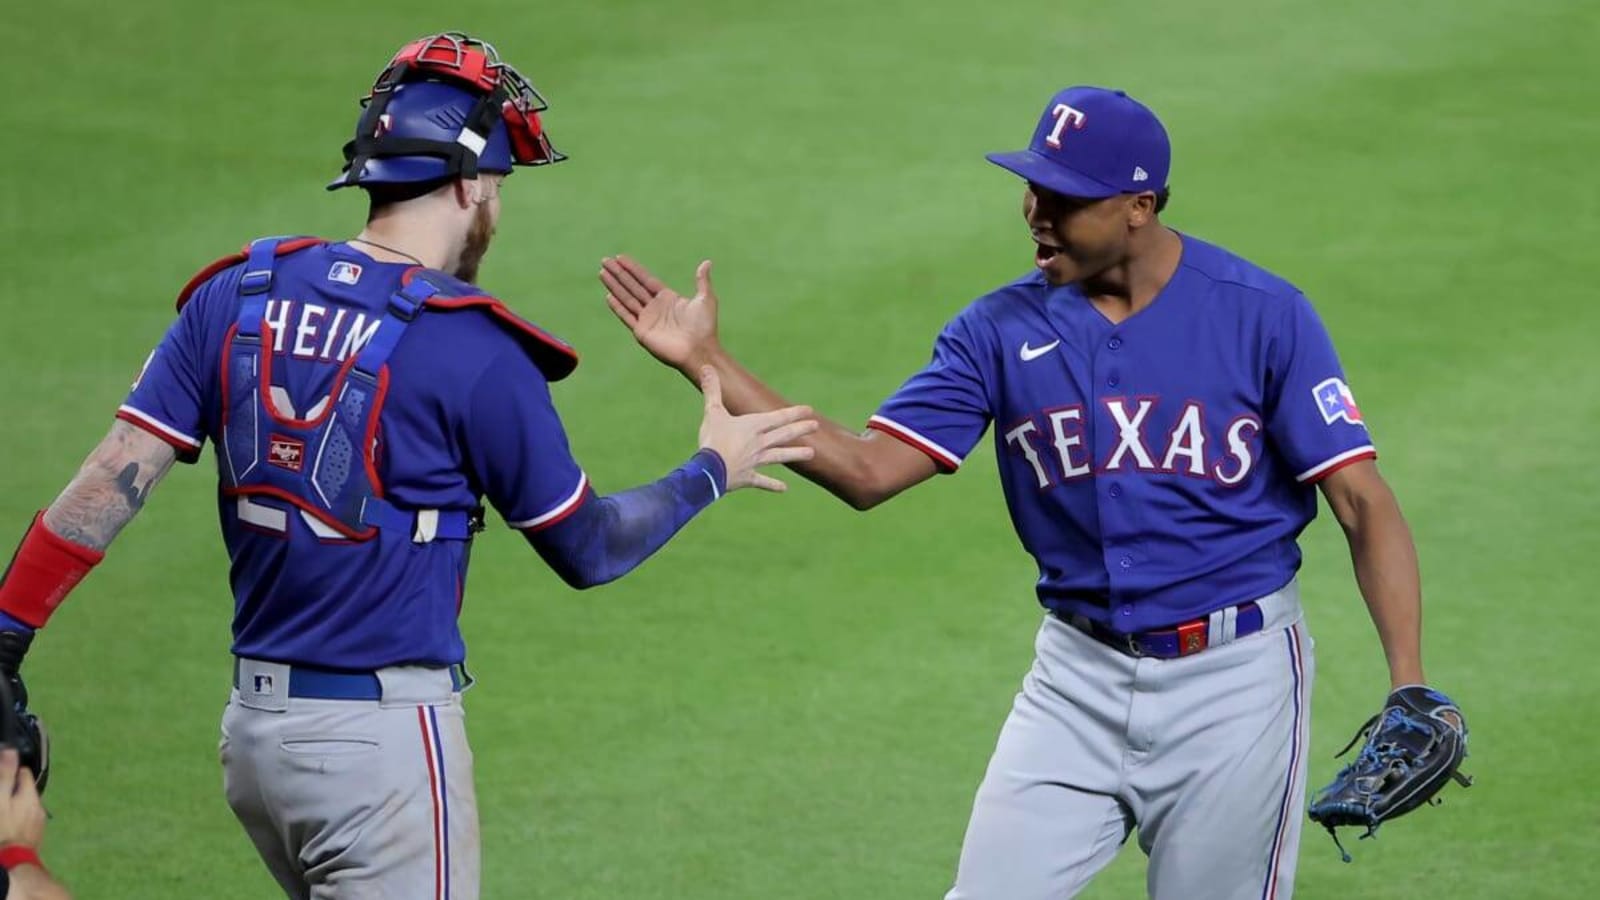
[177,236,326,310]
[400,268,579,382]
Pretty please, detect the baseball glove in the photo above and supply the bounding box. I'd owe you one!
[0,633,48,794]
[1308,684,1469,860]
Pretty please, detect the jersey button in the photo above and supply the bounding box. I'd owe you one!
[1119,605,1134,616]
[1119,556,1133,569]
[1107,373,1121,387]
[1108,337,1123,350]
[1109,484,1123,498]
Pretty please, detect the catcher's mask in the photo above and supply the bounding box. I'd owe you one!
[328,31,564,191]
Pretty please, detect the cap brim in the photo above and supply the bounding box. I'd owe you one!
[985,150,1122,199]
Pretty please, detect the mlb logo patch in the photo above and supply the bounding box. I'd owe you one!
[252,673,274,696]
[328,261,363,285]
[268,436,306,472]
[1313,377,1364,425]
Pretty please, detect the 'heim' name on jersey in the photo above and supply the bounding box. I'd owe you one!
[256,299,382,362]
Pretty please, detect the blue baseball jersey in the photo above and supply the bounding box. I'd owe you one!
[120,242,589,669]
[869,233,1376,632]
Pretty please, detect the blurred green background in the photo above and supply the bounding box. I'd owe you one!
[3,0,1595,896]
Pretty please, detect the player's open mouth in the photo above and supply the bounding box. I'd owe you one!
[1035,242,1062,266]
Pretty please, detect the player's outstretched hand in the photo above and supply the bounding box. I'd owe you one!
[601,255,720,372]
[696,366,815,492]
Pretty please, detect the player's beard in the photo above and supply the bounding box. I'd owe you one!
[454,202,496,284]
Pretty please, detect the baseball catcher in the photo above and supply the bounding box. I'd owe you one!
[1308,684,1471,860]
[0,29,818,897]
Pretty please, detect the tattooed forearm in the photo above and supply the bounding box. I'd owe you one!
[114,462,154,512]
[42,421,179,551]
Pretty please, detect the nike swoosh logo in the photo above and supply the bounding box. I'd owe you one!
[1019,340,1061,362]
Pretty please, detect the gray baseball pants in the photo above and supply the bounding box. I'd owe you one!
[221,660,479,899]
[945,581,1313,900]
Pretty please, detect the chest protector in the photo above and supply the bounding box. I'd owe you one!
[217,237,481,543]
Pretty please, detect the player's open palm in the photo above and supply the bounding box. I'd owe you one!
[601,255,719,370]
[696,366,816,492]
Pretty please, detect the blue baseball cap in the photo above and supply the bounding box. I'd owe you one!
[986,86,1170,199]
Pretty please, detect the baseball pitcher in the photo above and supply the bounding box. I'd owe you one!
[600,86,1470,899]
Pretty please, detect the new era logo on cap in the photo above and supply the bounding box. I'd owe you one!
[986,86,1171,199]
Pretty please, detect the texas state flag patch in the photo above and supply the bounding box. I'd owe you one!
[1313,377,1363,425]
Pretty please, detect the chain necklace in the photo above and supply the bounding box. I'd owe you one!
[350,237,425,267]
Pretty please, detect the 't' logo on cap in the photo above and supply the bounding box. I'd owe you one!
[1045,104,1087,149]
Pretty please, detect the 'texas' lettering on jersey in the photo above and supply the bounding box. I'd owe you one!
[255,299,381,362]
[1002,398,1260,489]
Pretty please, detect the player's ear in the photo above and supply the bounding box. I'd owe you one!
[452,178,480,210]
[1126,192,1158,227]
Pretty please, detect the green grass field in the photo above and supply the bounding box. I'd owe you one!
[4,0,1597,897]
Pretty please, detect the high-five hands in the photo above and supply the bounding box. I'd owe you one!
[695,366,815,493]
[601,255,721,373]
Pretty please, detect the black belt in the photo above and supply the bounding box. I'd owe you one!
[1055,600,1263,659]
